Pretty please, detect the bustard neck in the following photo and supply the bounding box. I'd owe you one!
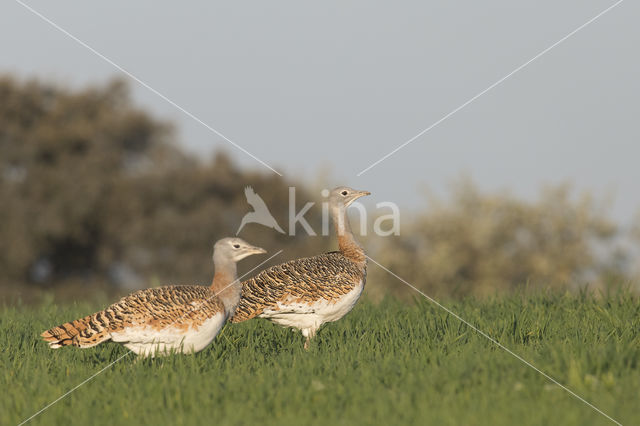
[331,203,365,265]
[210,257,241,315]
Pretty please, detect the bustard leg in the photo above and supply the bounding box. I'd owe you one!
[302,327,317,350]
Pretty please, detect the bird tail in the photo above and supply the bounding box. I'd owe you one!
[41,313,111,349]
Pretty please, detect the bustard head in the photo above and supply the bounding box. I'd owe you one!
[213,237,266,263]
[329,186,371,208]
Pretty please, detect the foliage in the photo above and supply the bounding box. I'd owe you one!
[0,76,179,282]
[375,179,623,298]
[0,76,326,296]
[1,291,638,425]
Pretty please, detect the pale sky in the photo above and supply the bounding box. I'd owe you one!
[2,1,638,224]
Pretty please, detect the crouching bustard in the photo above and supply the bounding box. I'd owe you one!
[41,238,265,357]
[231,186,370,349]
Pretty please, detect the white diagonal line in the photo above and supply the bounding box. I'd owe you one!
[365,255,622,426]
[357,0,625,176]
[13,0,283,177]
[18,249,283,425]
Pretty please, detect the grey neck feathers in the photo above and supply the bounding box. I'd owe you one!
[331,203,365,265]
[211,254,241,315]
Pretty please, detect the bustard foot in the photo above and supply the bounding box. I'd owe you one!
[304,337,310,350]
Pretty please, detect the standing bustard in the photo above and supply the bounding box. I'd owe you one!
[41,238,266,357]
[231,186,370,349]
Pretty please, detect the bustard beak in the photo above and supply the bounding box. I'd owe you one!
[246,245,267,255]
[353,190,371,200]
[235,244,267,262]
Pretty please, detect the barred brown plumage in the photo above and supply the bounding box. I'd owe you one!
[41,238,266,357]
[41,286,223,347]
[233,252,364,320]
[231,186,370,349]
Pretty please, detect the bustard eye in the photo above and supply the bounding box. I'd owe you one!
[341,190,348,196]
[233,244,240,249]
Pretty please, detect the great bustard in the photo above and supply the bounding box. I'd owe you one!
[231,186,370,349]
[41,238,266,357]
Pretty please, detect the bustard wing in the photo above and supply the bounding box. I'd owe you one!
[42,285,224,348]
[108,285,225,344]
[231,252,365,322]
[113,285,223,326]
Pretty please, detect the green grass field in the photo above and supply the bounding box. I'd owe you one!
[2,291,638,426]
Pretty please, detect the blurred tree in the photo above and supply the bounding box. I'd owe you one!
[0,76,182,285]
[0,76,325,293]
[373,178,621,298]
[632,211,640,242]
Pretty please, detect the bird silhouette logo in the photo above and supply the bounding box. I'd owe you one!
[236,186,285,235]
